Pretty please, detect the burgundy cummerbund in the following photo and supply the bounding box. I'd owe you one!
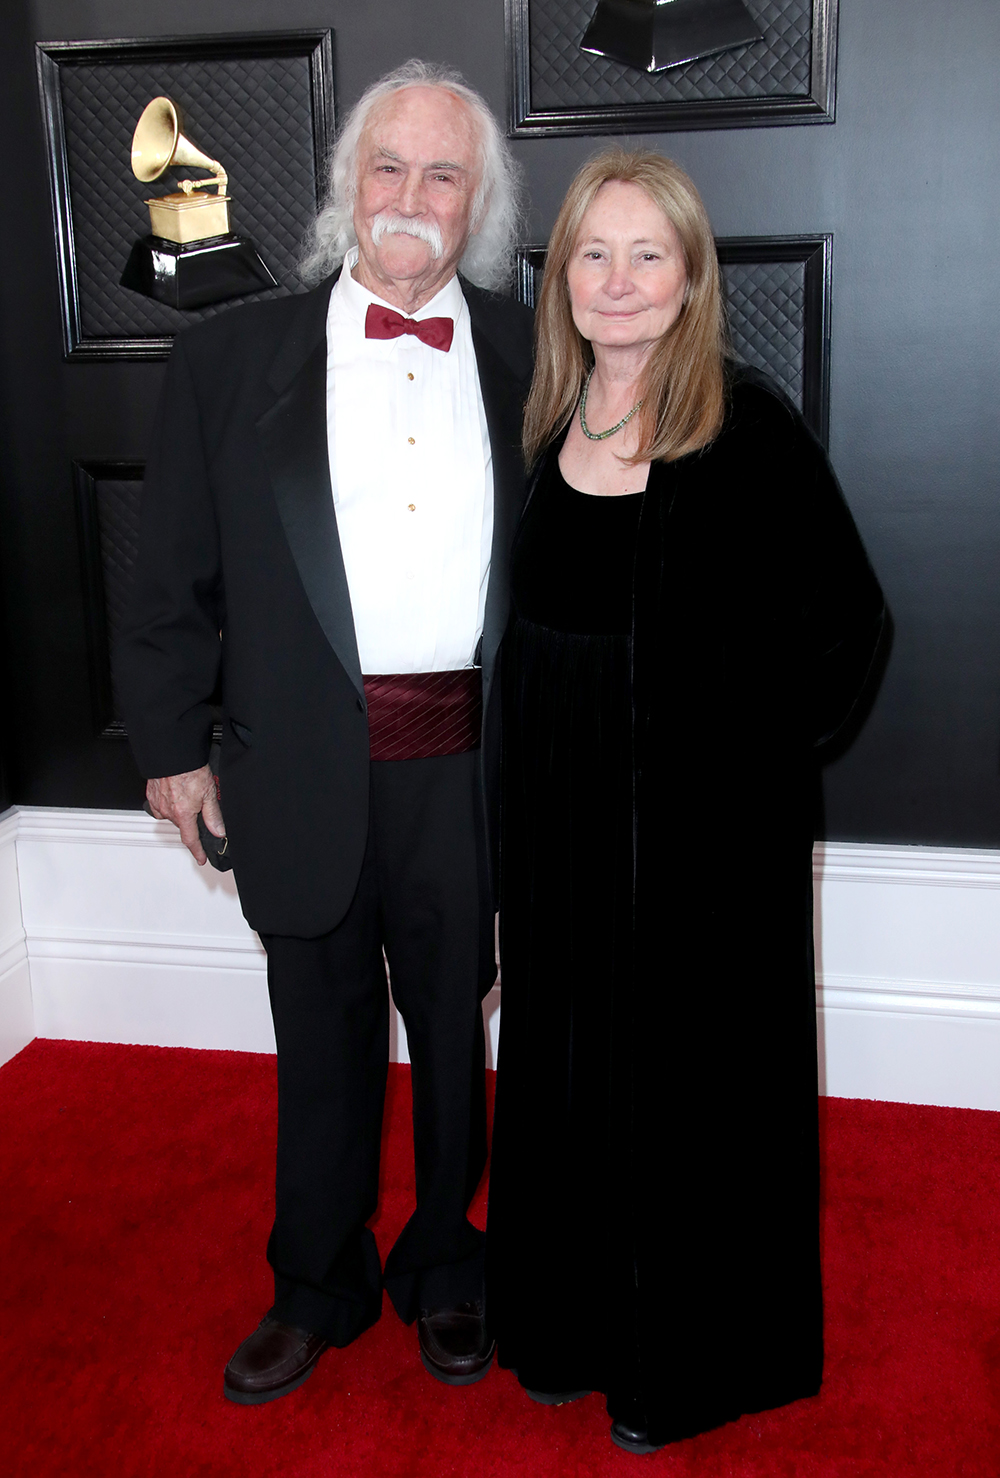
[362,669,483,762]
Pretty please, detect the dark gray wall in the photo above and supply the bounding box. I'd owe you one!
[4,0,1000,843]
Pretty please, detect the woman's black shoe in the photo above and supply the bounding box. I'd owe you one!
[609,1418,666,1454]
[523,1386,591,1405]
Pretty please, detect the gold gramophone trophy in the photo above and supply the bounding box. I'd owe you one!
[120,96,276,309]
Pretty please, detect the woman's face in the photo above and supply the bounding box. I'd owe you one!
[565,180,688,355]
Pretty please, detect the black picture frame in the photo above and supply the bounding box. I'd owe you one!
[75,460,225,744]
[506,0,837,137]
[73,459,144,737]
[37,30,335,362]
[515,233,832,443]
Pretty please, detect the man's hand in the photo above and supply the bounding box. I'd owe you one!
[146,764,226,866]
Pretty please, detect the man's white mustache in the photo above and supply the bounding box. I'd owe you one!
[369,211,445,259]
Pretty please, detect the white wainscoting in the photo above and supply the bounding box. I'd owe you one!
[1,806,998,1110]
[814,844,1000,1109]
[0,809,33,1067]
[1,806,500,1071]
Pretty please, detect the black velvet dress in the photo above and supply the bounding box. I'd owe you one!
[487,375,885,1447]
[489,453,646,1406]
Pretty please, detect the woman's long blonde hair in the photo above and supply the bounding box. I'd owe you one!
[523,149,728,468]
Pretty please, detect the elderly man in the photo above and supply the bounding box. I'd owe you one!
[118,60,532,1403]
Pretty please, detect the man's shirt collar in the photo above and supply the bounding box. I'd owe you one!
[334,245,465,328]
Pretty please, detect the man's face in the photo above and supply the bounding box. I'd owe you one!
[352,86,481,299]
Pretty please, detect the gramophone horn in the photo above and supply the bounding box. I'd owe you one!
[130,96,226,188]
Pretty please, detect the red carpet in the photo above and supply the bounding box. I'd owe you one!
[0,1039,997,1477]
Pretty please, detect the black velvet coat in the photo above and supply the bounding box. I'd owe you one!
[490,371,885,1443]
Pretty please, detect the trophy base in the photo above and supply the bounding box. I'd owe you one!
[581,0,762,74]
[120,234,277,310]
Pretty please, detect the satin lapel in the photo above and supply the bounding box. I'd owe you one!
[256,281,364,702]
[470,322,529,699]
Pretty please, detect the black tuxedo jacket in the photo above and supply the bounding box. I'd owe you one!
[118,274,534,937]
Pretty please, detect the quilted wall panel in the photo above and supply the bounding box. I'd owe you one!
[87,472,142,727]
[721,257,805,406]
[528,0,812,110]
[95,476,142,714]
[60,56,316,338]
[39,36,333,354]
[74,462,145,733]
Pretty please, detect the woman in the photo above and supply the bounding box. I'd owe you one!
[486,150,884,1454]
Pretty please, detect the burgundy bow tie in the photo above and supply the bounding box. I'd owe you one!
[364,302,454,352]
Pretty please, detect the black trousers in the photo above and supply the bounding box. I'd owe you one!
[260,751,495,1344]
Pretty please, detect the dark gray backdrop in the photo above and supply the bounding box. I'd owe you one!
[1,0,998,845]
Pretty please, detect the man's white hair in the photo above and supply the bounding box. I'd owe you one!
[299,59,522,292]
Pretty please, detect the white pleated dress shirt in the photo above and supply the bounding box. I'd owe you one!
[325,249,494,676]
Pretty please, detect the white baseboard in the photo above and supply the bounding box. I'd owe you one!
[813,842,1000,1107]
[2,807,999,1109]
[0,810,32,1067]
[5,806,501,1068]
[0,958,33,1069]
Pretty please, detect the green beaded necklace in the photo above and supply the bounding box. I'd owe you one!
[579,366,644,442]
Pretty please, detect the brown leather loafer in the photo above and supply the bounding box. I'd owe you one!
[223,1315,330,1405]
[417,1299,494,1386]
